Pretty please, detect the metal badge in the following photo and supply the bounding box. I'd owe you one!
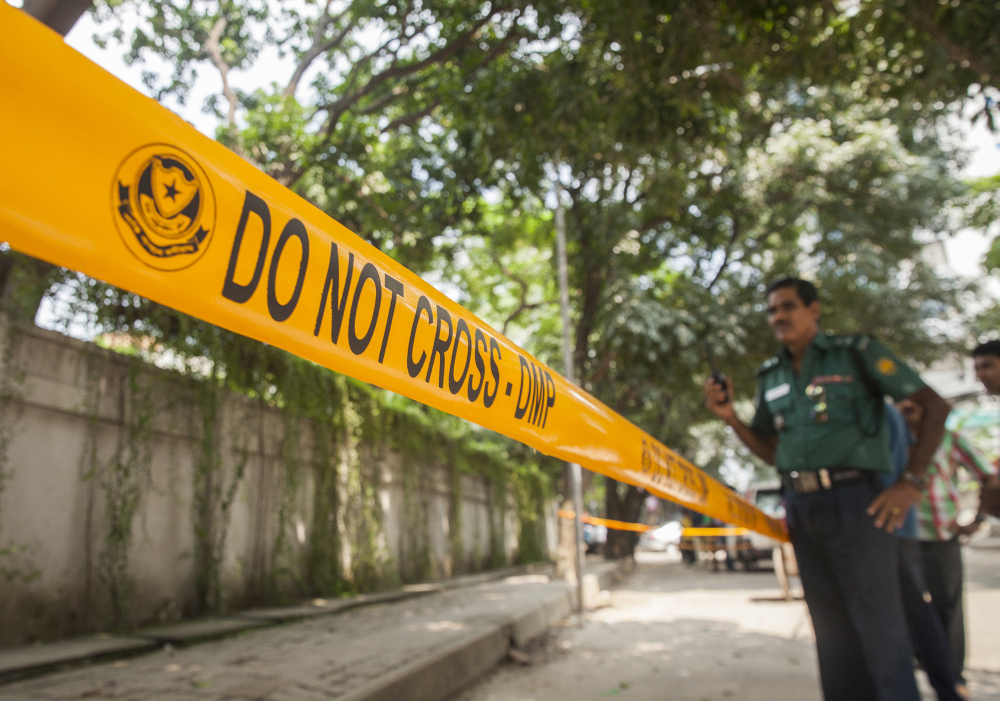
[806,384,828,423]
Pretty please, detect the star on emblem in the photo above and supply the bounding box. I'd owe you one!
[164,181,180,201]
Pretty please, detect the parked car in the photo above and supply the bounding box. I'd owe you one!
[739,480,785,570]
[637,520,683,552]
[741,480,800,597]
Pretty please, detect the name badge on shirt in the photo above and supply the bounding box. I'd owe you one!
[765,383,791,402]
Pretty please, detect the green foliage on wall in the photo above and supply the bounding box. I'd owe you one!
[306,416,343,596]
[0,324,37,584]
[99,358,155,628]
[72,331,554,627]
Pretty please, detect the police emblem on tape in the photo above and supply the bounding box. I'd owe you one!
[112,144,216,270]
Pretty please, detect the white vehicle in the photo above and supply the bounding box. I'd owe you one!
[743,479,799,599]
[637,520,683,551]
[743,479,786,560]
[583,522,607,554]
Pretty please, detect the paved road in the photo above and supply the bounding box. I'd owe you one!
[455,546,1000,701]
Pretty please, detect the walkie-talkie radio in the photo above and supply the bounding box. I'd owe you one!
[703,341,729,404]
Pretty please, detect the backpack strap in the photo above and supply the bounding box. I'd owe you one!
[849,338,885,436]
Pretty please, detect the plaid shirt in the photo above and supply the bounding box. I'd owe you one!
[917,430,998,541]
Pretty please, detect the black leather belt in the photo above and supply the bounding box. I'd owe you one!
[781,468,872,494]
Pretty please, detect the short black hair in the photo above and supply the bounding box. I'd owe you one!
[972,340,1000,360]
[765,277,818,306]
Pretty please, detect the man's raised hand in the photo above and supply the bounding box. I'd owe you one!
[704,375,736,421]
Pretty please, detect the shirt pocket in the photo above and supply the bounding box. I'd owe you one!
[765,392,796,431]
[822,383,855,426]
[827,382,879,435]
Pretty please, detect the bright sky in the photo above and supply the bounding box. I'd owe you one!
[946,113,1000,279]
[64,6,319,136]
[26,4,1000,333]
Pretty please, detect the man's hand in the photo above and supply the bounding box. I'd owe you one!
[704,376,736,422]
[980,481,1000,519]
[702,376,779,464]
[951,518,983,537]
[867,481,921,533]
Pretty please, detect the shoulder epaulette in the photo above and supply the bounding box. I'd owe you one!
[850,334,872,351]
[828,333,871,350]
[757,357,779,376]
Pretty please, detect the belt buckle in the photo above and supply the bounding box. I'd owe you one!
[818,469,832,489]
[791,471,820,493]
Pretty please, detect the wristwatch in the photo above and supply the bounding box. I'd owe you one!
[899,470,928,490]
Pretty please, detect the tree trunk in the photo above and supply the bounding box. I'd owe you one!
[23,0,94,36]
[0,251,60,324]
[604,478,643,559]
[554,498,578,582]
[0,1,94,323]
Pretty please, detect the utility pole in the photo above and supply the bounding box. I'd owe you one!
[554,175,584,611]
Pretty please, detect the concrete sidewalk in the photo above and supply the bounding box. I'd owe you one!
[0,560,630,700]
[456,544,1000,701]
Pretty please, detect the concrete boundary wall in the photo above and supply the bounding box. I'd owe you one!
[0,320,557,646]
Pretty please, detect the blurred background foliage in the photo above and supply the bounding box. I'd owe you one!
[3,0,1000,545]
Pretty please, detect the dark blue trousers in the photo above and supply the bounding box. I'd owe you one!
[785,480,920,701]
[920,538,966,684]
[897,538,962,701]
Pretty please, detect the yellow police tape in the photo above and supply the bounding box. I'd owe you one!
[556,511,752,537]
[681,527,750,537]
[557,510,654,533]
[0,5,787,542]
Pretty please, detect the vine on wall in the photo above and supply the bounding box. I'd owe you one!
[43,279,558,618]
[98,358,155,629]
[342,393,393,592]
[487,473,508,569]
[0,323,37,584]
[398,454,432,583]
[189,364,249,614]
[269,408,305,602]
[16,322,554,639]
[306,417,342,596]
[512,462,552,565]
[448,454,465,577]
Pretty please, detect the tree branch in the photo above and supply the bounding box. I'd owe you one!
[909,2,991,79]
[490,250,551,335]
[638,214,673,231]
[376,12,497,84]
[322,10,499,135]
[284,3,358,98]
[206,16,239,130]
[382,99,442,132]
[321,34,401,135]
[588,349,616,386]
[707,212,740,289]
[614,385,641,414]
[467,22,521,75]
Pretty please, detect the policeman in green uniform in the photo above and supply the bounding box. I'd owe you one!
[704,278,950,701]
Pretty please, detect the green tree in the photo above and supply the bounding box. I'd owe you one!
[443,0,975,555]
[958,174,1000,273]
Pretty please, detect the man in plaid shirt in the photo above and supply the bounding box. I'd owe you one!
[896,389,999,698]
[972,340,1000,517]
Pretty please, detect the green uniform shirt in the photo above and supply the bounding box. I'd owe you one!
[751,332,926,473]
